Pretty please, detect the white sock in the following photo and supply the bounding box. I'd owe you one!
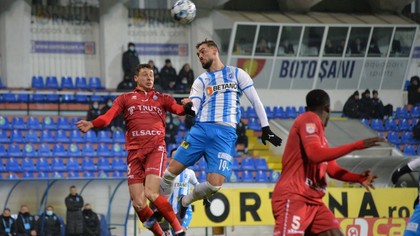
[182,182,220,206]
[160,170,176,198]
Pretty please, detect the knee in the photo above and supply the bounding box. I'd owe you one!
[131,197,146,211]
[144,188,159,202]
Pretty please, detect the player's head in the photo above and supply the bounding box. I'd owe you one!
[196,39,219,70]
[306,89,330,127]
[134,64,154,91]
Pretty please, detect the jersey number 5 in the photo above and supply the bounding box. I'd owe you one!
[292,215,301,230]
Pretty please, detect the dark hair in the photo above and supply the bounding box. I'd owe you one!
[128,42,135,47]
[372,90,378,95]
[135,64,153,74]
[70,185,76,189]
[3,208,10,212]
[306,89,330,111]
[196,38,219,51]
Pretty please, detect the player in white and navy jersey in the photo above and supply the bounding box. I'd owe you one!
[160,39,282,222]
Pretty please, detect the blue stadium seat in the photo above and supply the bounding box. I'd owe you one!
[52,158,66,172]
[0,130,9,143]
[97,143,112,157]
[42,117,57,129]
[265,106,274,120]
[112,143,125,157]
[387,132,400,145]
[111,171,124,178]
[10,129,25,143]
[370,119,384,131]
[17,94,29,103]
[68,143,82,157]
[75,77,88,90]
[0,160,5,172]
[57,117,72,130]
[271,171,281,182]
[247,118,261,131]
[227,170,239,182]
[246,107,257,119]
[197,170,206,182]
[241,157,255,170]
[67,171,80,179]
[82,171,94,178]
[84,130,97,143]
[0,146,6,157]
[46,93,59,103]
[254,158,269,170]
[45,76,59,89]
[167,143,178,155]
[88,77,104,90]
[403,145,416,156]
[6,158,21,172]
[298,106,306,115]
[52,171,64,179]
[396,107,410,119]
[36,157,51,172]
[97,157,112,171]
[26,130,40,143]
[61,76,74,89]
[255,170,270,182]
[111,157,126,171]
[31,76,44,89]
[231,159,240,171]
[56,130,70,143]
[61,94,75,103]
[8,144,22,158]
[23,144,37,157]
[361,118,369,126]
[66,157,81,172]
[3,93,17,103]
[37,172,50,179]
[411,106,420,118]
[398,119,412,132]
[12,117,26,130]
[70,130,84,143]
[81,157,96,171]
[197,158,206,171]
[241,170,254,182]
[75,94,88,103]
[27,117,42,130]
[112,130,125,143]
[98,131,112,143]
[240,106,247,119]
[285,106,298,119]
[38,143,53,157]
[0,116,11,130]
[7,173,19,179]
[273,106,286,119]
[384,118,397,131]
[31,94,45,103]
[90,94,104,102]
[81,143,96,157]
[52,144,68,157]
[97,170,109,178]
[21,158,36,172]
[40,130,55,143]
[401,132,416,145]
[22,172,35,179]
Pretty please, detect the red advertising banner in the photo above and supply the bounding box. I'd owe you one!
[337,218,409,236]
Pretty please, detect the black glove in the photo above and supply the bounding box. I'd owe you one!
[391,164,411,185]
[183,102,195,116]
[203,198,211,208]
[261,126,282,147]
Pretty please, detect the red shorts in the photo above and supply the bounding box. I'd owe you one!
[127,145,167,185]
[272,198,340,235]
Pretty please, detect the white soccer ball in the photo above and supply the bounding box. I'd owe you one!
[170,0,196,24]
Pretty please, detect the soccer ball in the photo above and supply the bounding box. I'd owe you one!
[170,0,196,24]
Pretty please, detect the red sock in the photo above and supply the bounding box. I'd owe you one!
[135,205,164,235]
[152,195,183,233]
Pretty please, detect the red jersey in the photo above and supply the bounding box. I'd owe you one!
[272,112,365,205]
[91,88,185,150]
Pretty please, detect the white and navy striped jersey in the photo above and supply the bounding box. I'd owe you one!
[169,168,199,213]
[189,66,254,125]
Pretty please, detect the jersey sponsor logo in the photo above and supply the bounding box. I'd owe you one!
[287,229,304,235]
[153,95,158,100]
[131,130,163,136]
[206,82,238,96]
[174,182,188,188]
[131,95,137,100]
[305,123,316,134]
[305,178,326,192]
[180,140,190,149]
[157,145,165,152]
[127,105,163,115]
[407,222,418,231]
[218,152,232,162]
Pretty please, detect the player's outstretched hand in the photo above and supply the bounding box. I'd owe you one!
[362,137,386,148]
[183,102,195,116]
[261,126,282,147]
[360,169,377,192]
[76,120,94,133]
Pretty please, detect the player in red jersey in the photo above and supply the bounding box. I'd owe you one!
[76,64,192,236]
[271,89,385,236]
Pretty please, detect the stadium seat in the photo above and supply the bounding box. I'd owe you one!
[75,77,88,90]
[403,145,416,156]
[239,106,247,119]
[46,93,59,103]
[241,170,254,182]
[57,117,72,130]
[97,157,112,171]
[197,158,206,171]
[12,117,26,130]
[0,146,6,157]
[61,76,74,89]
[26,130,40,143]
[36,157,51,172]
[241,157,255,170]
[23,144,37,157]
[248,118,261,131]
[265,106,274,120]
[0,130,9,143]
[10,129,25,143]
[255,170,270,182]
[61,94,75,103]
[70,130,84,143]
[45,76,59,89]
[66,157,81,171]
[88,77,104,90]
[0,160,5,172]
[6,158,21,172]
[21,158,36,172]
[7,173,19,179]
[398,119,411,132]
[111,170,124,178]
[401,132,416,145]
[52,171,64,179]
[38,143,53,157]
[90,94,104,102]
[42,117,57,129]
[31,94,45,103]
[67,171,80,179]
[232,159,240,171]
[254,158,269,170]
[228,170,239,182]
[97,143,112,157]
[31,76,44,89]
[298,106,306,115]
[361,118,369,126]
[387,132,400,145]
[75,94,88,103]
[82,171,94,178]
[22,172,35,179]
[52,158,66,172]
[246,107,257,119]
[82,143,96,157]
[40,130,55,143]
[81,157,96,171]
[17,94,29,103]
[56,130,70,143]
[27,117,42,130]
[285,106,298,119]
[167,143,178,155]
[37,172,50,179]
[370,119,384,131]
[111,157,126,171]
[52,144,68,157]
[112,143,125,157]
[84,130,97,143]
[8,144,22,158]
[0,116,11,130]
[396,107,410,119]
[97,170,109,178]
[384,118,397,131]
[3,93,17,103]
[271,171,281,182]
[68,143,82,157]
[98,131,112,143]
[411,106,420,118]
[112,130,125,143]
